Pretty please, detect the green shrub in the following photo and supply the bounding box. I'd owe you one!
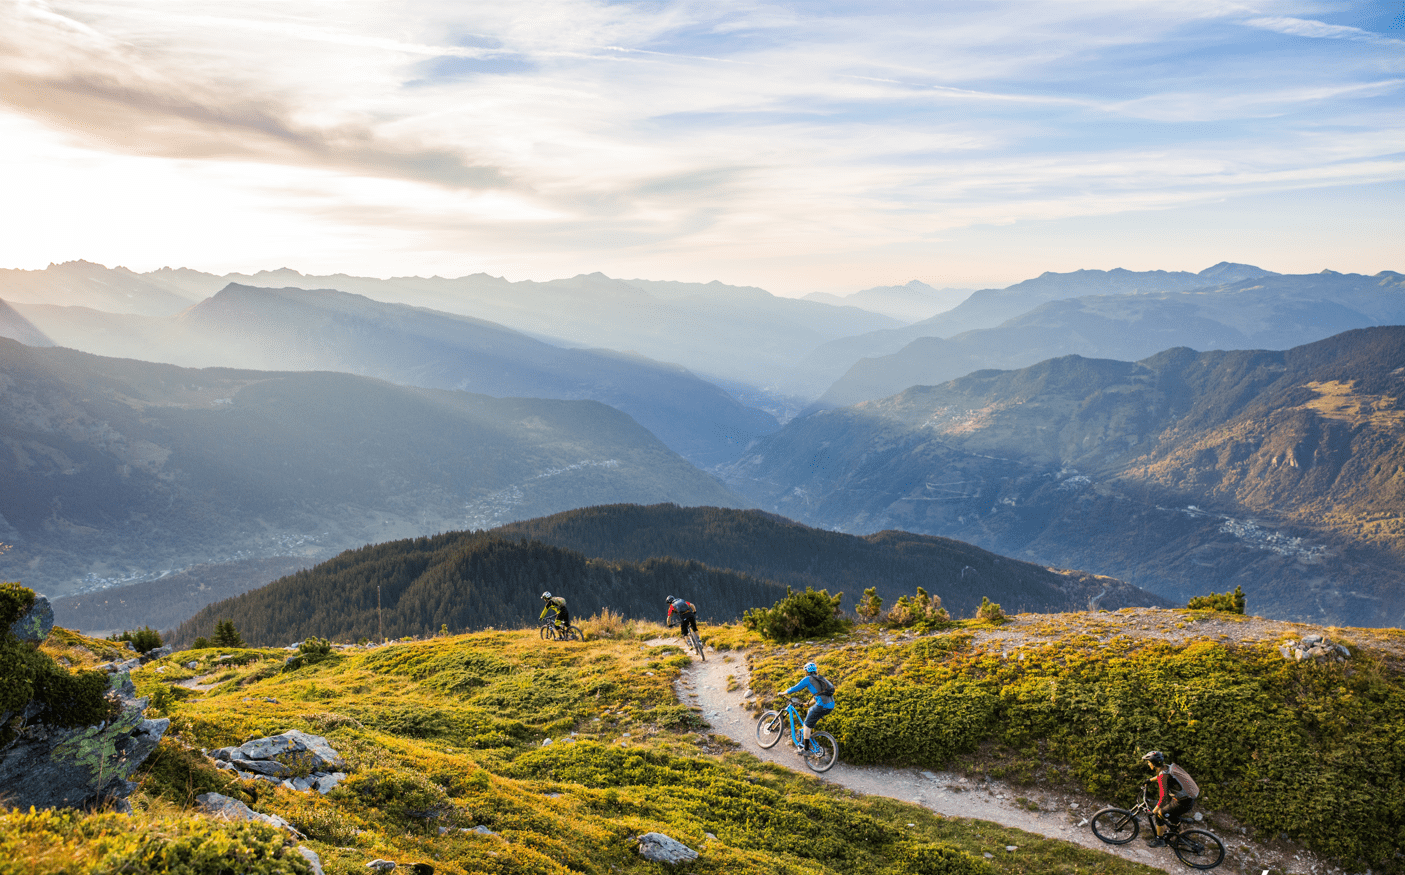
[856,587,883,622]
[886,587,950,628]
[190,637,211,649]
[1187,585,1246,614]
[109,627,164,654]
[0,581,37,628]
[974,596,1006,624]
[1,584,115,743]
[882,843,993,875]
[742,586,846,641]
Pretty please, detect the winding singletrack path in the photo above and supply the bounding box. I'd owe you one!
[672,643,1337,875]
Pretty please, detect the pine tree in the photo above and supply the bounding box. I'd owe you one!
[213,619,245,648]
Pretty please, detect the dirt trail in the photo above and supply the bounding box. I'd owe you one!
[672,644,1338,875]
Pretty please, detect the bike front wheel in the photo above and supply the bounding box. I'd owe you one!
[805,731,838,773]
[756,710,783,748]
[1172,829,1225,870]
[539,624,554,640]
[689,630,705,660]
[1090,808,1140,845]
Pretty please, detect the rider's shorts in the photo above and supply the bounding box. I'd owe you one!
[804,703,834,728]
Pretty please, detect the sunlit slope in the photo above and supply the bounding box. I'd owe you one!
[724,327,1405,626]
[0,341,743,600]
[24,622,1169,875]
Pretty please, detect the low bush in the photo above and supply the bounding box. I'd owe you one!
[1187,586,1246,614]
[109,627,164,654]
[743,586,846,641]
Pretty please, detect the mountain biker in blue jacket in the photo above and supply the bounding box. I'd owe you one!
[783,662,835,755]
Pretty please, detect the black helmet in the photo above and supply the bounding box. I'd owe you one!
[1142,750,1166,768]
[541,591,552,601]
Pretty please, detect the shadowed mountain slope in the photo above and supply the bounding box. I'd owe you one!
[0,340,743,601]
[816,269,1405,407]
[723,327,1405,626]
[489,503,1168,617]
[171,531,790,645]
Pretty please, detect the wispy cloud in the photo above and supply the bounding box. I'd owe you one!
[0,0,1401,290]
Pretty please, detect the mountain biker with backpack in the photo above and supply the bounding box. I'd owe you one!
[665,595,698,641]
[540,591,572,634]
[1142,750,1200,847]
[783,661,836,756]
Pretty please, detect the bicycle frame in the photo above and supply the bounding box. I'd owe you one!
[780,700,811,748]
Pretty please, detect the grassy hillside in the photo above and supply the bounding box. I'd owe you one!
[14,618,1171,875]
[746,608,1405,871]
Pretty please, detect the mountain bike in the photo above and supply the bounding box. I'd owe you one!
[1090,785,1224,869]
[539,621,583,642]
[685,627,705,661]
[755,698,838,773]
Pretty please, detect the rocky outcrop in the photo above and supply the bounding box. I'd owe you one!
[0,656,169,811]
[8,593,54,643]
[195,791,304,838]
[207,729,347,793]
[1279,634,1351,663]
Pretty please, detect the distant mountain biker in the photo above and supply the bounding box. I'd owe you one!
[665,595,698,641]
[783,661,836,756]
[1142,750,1200,847]
[540,591,571,634]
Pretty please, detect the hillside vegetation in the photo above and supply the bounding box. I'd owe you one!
[491,504,1166,616]
[13,619,1173,875]
[172,533,790,646]
[746,608,1405,870]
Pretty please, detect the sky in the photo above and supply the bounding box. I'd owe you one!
[0,0,1402,296]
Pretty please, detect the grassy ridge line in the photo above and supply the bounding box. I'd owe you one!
[746,608,1405,871]
[12,621,1163,875]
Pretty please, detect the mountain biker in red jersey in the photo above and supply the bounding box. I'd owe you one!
[1142,750,1200,847]
[665,595,698,641]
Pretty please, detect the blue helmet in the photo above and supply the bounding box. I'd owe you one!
[804,662,818,674]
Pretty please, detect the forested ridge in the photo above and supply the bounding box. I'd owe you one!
[172,531,786,645]
[492,504,1166,616]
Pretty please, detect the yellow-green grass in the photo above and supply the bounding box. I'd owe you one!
[12,623,1167,875]
[747,610,1405,871]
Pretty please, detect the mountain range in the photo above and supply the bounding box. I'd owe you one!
[814,268,1405,407]
[723,327,1405,626]
[801,279,974,322]
[0,340,741,605]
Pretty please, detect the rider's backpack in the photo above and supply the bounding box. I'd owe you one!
[678,599,696,616]
[814,674,836,698]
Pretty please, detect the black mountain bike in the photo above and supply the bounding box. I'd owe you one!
[539,621,583,642]
[1090,785,1224,870]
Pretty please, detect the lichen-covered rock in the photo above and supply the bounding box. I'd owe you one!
[0,660,168,810]
[637,832,699,865]
[8,594,53,644]
[235,729,346,771]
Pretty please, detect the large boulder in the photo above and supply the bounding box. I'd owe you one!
[8,594,53,644]
[0,662,168,810]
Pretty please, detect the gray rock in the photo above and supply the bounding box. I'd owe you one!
[9,595,53,644]
[296,846,325,875]
[235,729,345,771]
[366,861,396,872]
[315,772,347,794]
[195,792,304,838]
[0,663,168,810]
[232,757,292,777]
[470,825,495,835]
[637,832,699,865]
[140,645,173,664]
[291,776,316,792]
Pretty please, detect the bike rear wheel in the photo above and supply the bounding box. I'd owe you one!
[1090,808,1140,844]
[1171,829,1225,870]
[805,731,838,772]
[564,626,584,642]
[689,630,705,660]
[756,710,783,748]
